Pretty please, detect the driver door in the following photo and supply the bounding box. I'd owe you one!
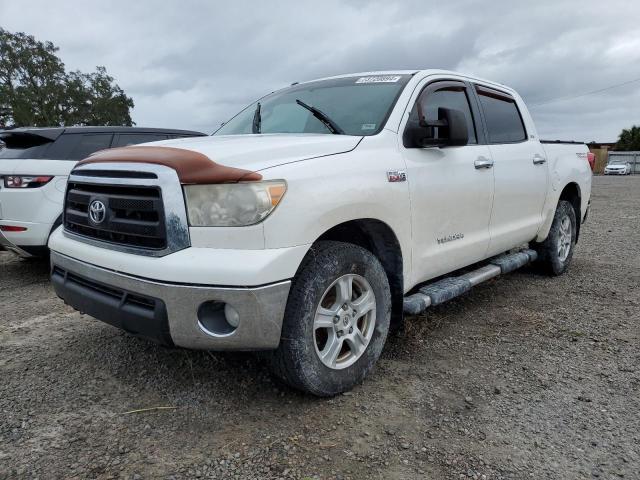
[401,80,494,285]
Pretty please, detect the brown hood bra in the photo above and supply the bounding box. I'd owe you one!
[76,146,262,184]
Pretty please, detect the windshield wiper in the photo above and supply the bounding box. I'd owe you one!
[295,99,344,135]
[252,102,261,134]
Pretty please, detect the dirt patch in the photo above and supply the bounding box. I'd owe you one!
[1,176,639,479]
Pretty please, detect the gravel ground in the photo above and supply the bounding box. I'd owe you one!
[1,175,639,480]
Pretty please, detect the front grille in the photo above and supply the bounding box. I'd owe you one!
[72,170,158,180]
[64,181,167,250]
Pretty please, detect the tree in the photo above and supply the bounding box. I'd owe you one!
[0,28,134,127]
[63,67,134,126]
[615,125,640,151]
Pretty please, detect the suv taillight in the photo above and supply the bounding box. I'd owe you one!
[3,175,54,188]
[586,153,595,172]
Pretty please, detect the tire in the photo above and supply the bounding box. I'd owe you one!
[534,200,577,276]
[267,241,391,397]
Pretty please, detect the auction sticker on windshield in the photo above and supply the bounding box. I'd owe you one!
[355,75,402,84]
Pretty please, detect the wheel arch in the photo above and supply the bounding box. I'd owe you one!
[313,218,405,331]
[558,182,582,243]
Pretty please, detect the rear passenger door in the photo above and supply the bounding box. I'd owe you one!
[473,85,548,256]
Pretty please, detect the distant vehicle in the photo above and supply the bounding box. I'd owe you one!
[49,70,592,396]
[604,160,632,175]
[0,127,206,257]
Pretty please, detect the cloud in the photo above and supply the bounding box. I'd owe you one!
[2,0,639,140]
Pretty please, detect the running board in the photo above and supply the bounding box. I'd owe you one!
[403,249,538,315]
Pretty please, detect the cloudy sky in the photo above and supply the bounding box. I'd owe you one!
[2,0,639,141]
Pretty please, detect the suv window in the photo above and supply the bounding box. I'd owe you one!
[66,134,113,160]
[0,134,55,159]
[409,85,477,144]
[114,134,169,147]
[476,88,527,143]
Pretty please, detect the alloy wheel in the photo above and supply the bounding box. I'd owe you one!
[313,274,377,370]
[557,215,572,262]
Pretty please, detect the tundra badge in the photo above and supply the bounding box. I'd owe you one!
[387,170,407,182]
[437,233,464,244]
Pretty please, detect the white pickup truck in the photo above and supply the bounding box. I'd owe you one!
[49,70,592,396]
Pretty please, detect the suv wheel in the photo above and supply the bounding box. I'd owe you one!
[267,241,391,396]
[534,200,577,276]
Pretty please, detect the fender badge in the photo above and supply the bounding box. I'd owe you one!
[437,233,464,244]
[387,170,407,182]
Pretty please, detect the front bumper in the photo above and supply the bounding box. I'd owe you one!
[604,169,627,175]
[51,251,291,350]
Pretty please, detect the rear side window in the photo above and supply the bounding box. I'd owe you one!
[476,87,527,143]
[114,134,169,147]
[67,134,114,160]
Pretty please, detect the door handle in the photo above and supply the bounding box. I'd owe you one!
[474,157,494,169]
[533,154,547,165]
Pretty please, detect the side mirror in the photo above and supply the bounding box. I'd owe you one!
[403,107,469,148]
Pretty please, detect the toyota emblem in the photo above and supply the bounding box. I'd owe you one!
[89,200,106,224]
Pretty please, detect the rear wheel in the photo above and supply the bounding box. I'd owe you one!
[267,241,391,396]
[534,200,576,276]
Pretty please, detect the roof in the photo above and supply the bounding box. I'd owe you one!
[302,70,418,83]
[301,69,509,88]
[0,126,206,141]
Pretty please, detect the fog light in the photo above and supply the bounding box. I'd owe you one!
[197,301,240,337]
[224,304,240,328]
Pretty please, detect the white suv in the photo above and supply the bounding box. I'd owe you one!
[0,127,204,257]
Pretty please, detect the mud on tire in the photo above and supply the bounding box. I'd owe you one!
[266,241,391,397]
[534,200,577,276]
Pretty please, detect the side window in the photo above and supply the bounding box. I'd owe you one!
[45,134,81,159]
[476,89,527,143]
[114,134,169,147]
[68,134,113,160]
[413,86,477,144]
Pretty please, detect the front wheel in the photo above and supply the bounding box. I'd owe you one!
[267,241,391,396]
[534,200,577,276]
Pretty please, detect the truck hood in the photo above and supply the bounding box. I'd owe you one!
[150,134,363,172]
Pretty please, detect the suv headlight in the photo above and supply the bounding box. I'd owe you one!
[184,180,287,227]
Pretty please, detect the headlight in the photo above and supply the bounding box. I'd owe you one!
[184,180,286,227]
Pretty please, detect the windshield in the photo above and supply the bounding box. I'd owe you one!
[609,159,628,165]
[214,74,413,137]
